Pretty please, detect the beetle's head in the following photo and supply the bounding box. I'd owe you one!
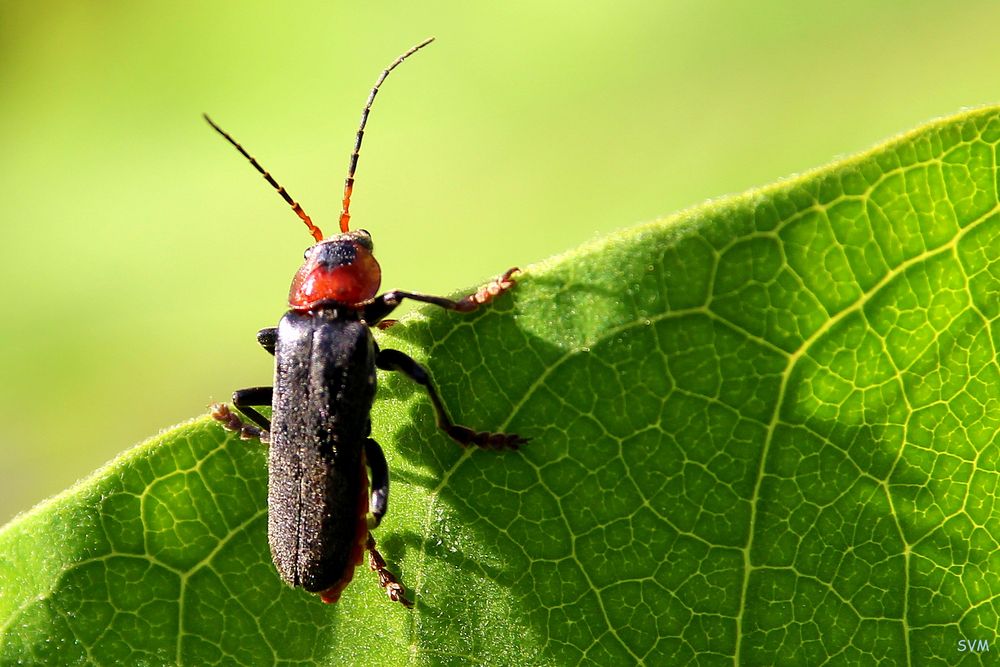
[288,230,381,310]
[205,40,435,313]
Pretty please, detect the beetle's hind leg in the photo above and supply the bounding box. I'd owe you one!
[366,533,413,608]
[211,386,273,442]
[362,440,412,606]
[376,349,528,449]
[365,438,389,526]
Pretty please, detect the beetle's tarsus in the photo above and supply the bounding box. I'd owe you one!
[455,267,519,312]
[211,403,271,443]
[363,267,521,324]
[376,348,528,451]
[366,534,413,608]
[445,424,528,450]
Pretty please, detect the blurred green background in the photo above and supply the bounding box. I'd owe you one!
[2,1,999,523]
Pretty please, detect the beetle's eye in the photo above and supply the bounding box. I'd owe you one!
[355,229,374,251]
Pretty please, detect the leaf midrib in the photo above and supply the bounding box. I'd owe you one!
[733,183,1000,664]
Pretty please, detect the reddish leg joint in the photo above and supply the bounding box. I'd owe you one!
[367,533,412,608]
[211,403,270,443]
[455,267,519,312]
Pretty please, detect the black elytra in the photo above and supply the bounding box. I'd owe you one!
[206,38,527,607]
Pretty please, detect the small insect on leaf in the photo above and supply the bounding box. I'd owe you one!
[205,37,527,607]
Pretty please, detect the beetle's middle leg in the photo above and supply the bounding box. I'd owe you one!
[376,349,527,449]
[211,386,273,442]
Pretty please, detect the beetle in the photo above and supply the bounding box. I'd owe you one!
[206,37,526,608]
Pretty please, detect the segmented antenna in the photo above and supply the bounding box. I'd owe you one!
[339,37,435,233]
[204,113,325,242]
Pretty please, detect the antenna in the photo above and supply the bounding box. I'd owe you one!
[339,37,435,233]
[204,113,325,242]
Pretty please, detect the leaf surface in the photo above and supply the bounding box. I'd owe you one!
[4,107,1000,665]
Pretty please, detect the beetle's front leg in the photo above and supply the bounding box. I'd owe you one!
[257,327,277,355]
[376,349,527,449]
[212,386,273,442]
[363,267,519,325]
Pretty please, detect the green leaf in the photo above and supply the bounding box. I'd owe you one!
[4,106,1000,665]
